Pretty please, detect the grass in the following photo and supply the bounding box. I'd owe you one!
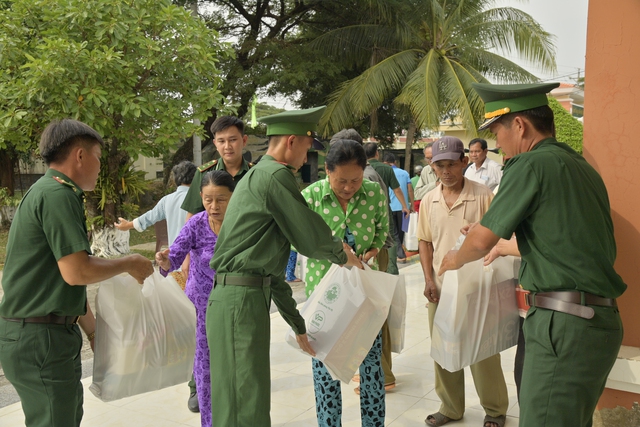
[0,225,159,269]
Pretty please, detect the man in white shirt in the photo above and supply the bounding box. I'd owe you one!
[464,138,502,191]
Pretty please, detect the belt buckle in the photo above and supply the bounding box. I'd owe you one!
[523,292,533,308]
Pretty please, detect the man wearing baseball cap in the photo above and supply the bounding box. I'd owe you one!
[439,83,625,427]
[206,106,363,427]
[417,136,508,427]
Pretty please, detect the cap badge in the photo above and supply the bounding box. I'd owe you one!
[307,131,312,136]
[439,140,448,151]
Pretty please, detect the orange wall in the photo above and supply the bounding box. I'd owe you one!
[584,0,640,409]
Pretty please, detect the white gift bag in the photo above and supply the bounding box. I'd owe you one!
[286,264,397,382]
[403,212,419,252]
[431,247,519,372]
[388,274,407,353]
[90,270,196,401]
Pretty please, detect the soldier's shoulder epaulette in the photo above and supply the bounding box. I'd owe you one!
[52,175,78,193]
[248,162,255,168]
[198,159,218,173]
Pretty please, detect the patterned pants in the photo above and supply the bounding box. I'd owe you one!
[312,331,385,427]
[285,250,298,281]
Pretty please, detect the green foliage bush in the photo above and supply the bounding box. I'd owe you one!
[548,97,583,154]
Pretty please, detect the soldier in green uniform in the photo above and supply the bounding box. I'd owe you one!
[438,83,625,427]
[206,106,363,427]
[181,116,254,217]
[0,119,153,427]
[180,115,253,412]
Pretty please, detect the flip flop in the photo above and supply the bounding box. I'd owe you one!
[425,412,461,426]
[483,415,506,427]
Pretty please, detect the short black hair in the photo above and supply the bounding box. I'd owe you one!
[201,170,235,192]
[501,105,555,136]
[39,119,104,165]
[382,152,395,164]
[210,116,245,137]
[468,138,487,150]
[325,139,367,172]
[172,161,197,186]
[330,129,363,145]
[363,142,378,159]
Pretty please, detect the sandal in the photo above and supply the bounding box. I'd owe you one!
[483,415,506,427]
[425,412,460,426]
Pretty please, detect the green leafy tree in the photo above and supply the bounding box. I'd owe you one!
[0,0,233,230]
[548,97,583,154]
[312,0,557,170]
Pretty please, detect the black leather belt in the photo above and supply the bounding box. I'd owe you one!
[215,274,271,287]
[2,314,79,325]
[525,291,616,319]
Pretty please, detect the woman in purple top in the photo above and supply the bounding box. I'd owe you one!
[156,170,234,427]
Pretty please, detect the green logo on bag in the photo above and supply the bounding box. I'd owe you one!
[323,283,341,304]
[308,310,325,333]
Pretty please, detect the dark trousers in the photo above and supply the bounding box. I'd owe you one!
[0,319,83,427]
[519,306,622,427]
[392,210,406,259]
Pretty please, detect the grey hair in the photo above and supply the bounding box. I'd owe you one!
[172,161,197,186]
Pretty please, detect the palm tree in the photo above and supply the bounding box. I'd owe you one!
[313,0,557,170]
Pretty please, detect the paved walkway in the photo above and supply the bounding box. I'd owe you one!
[0,263,520,426]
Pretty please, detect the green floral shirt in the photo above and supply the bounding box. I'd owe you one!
[301,178,389,296]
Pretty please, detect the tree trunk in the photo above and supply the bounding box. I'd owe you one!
[404,120,416,172]
[0,148,16,195]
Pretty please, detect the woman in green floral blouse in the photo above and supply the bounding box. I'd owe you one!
[301,139,389,427]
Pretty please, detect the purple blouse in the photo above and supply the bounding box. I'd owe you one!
[161,211,217,305]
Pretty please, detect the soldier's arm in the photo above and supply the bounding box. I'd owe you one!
[58,251,153,285]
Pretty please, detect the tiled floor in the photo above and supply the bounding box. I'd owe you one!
[0,263,520,426]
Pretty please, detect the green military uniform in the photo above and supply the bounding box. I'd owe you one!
[367,157,400,383]
[180,156,254,399]
[475,83,626,427]
[0,169,91,427]
[180,158,254,215]
[206,107,347,427]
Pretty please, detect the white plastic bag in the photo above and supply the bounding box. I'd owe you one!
[286,264,397,382]
[388,274,407,353]
[403,212,419,251]
[90,270,196,401]
[431,240,519,372]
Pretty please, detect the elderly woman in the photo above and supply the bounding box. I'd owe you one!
[155,170,235,427]
[301,139,390,427]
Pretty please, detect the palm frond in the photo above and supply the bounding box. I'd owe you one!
[310,25,409,68]
[457,47,540,83]
[459,7,557,74]
[395,48,441,130]
[442,58,492,135]
[319,49,422,136]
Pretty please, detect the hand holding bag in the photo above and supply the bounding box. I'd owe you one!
[286,264,397,382]
[430,237,519,372]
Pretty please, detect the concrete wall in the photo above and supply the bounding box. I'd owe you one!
[584,0,640,409]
